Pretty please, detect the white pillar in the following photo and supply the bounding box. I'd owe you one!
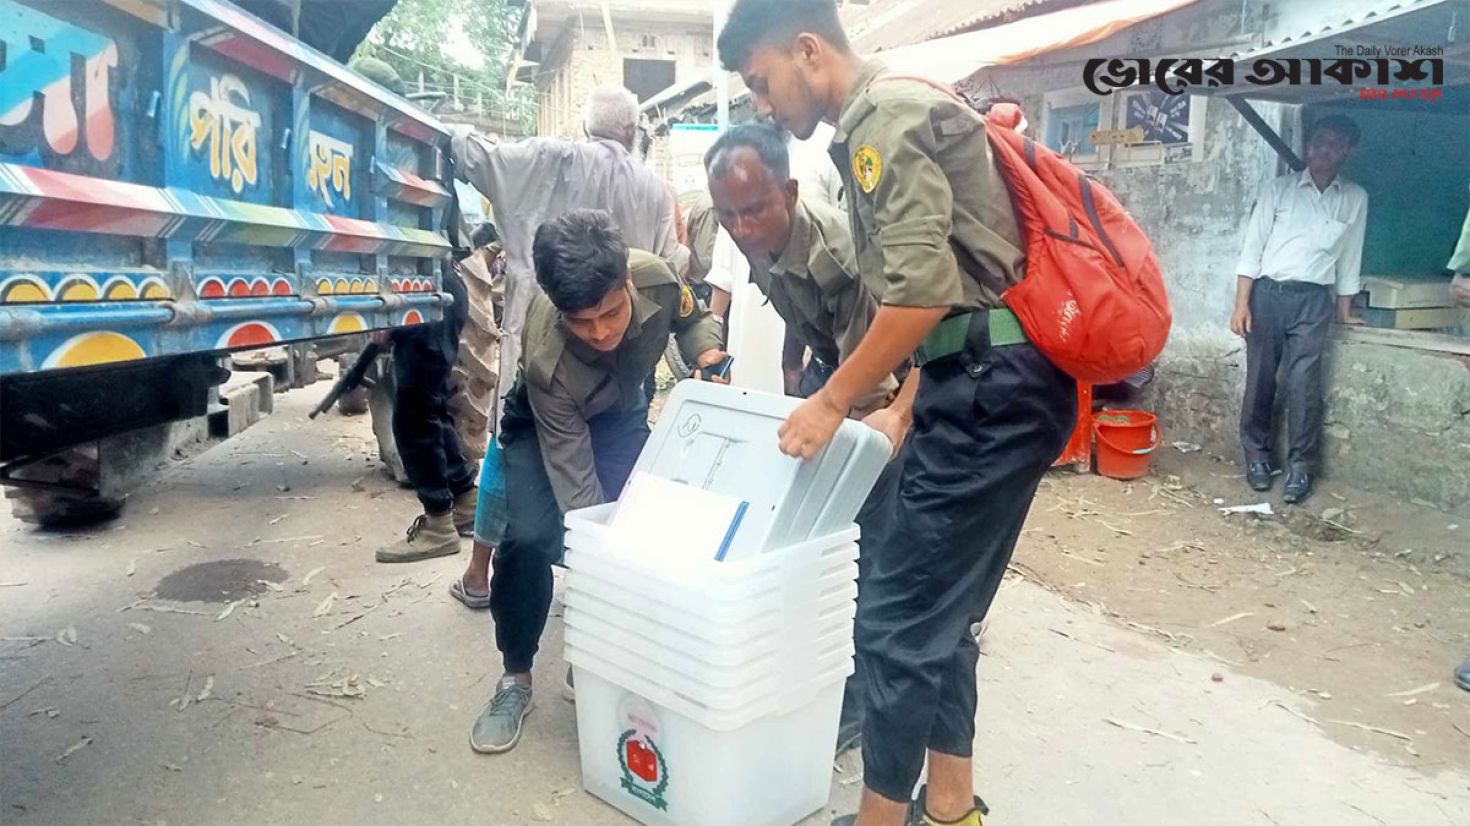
[714,0,730,131]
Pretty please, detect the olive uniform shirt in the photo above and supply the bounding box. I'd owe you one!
[743,196,896,412]
[830,60,1025,312]
[520,249,722,512]
[681,191,721,283]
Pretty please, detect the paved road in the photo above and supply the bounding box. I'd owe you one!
[2,387,1466,825]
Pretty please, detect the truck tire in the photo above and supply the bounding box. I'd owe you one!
[2,446,124,529]
[366,355,406,482]
[335,354,370,416]
[663,337,692,383]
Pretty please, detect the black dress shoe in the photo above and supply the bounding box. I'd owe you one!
[1282,469,1314,504]
[1246,462,1276,492]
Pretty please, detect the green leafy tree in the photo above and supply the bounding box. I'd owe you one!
[354,0,536,131]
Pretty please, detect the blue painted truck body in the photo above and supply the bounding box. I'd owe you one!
[0,0,460,483]
[0,0,451,380]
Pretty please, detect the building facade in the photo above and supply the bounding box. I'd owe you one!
[964,0,1468,511]
[509,0,721,139]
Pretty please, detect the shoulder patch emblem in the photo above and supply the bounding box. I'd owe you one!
[852,145,882,194]
[678,284,696,318]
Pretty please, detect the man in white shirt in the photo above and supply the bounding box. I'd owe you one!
[1230,115,1368,504]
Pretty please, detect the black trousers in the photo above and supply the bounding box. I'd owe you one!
[1240,279,1333,472]
[796,358,897,734]
[860,342,1073,802]
[798,357,836,400]
[391,324,475,515]
[490,383,650,674]
[690,281,713,308]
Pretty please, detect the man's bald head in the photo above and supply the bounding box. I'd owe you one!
[704,122,797,258]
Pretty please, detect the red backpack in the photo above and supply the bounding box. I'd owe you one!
[874,79,1172,384]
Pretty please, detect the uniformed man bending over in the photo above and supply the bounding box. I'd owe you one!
[704,121,903,756]
[468,209,727,755]
[718,2,1077,824]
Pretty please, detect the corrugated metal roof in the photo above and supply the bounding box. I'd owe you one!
[879,0,1201,81]
[1226,0,1459,59]
[929,0,1097,39]
[1190,0,1467,104]
[846,0,1085,52]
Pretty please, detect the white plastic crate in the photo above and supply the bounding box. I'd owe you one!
[563,556,857,635]
[569,662,846,826]
[564,546,857,617]
[628,382,891,559]
[560,383,881,825]
[565,503,859,590]
[564,622,852,699]
[563,581,856,655]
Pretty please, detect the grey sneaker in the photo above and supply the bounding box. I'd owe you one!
[469,679,533,754]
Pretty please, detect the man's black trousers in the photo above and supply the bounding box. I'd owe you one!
[490,384,650,674]
[859,339,1073,802]
[1240,278,1334,472]
[392,322,475,515]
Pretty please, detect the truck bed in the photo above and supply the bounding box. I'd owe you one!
[0,0,453,377]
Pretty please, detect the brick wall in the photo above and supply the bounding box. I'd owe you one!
[534,17,714,139]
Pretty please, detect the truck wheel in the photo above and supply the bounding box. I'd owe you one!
[5,487,125,528]
[2,446,125,528]
[366,356,406,482]
[663,338,692,384]
[335,354,369,415]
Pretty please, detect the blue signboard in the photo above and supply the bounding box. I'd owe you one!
[176,50,279,204]
[304,98,369,217]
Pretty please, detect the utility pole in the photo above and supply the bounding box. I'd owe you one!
[715,0,729,130]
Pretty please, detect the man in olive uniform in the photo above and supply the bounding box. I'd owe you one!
[680,189,721,308]
[706,122,894,408]
[719,3,1076,825]
[469,209,726,755]
[705,121,902,755]
[349,56,481,565]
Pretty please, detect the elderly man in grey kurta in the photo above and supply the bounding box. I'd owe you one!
[450,86,684,414]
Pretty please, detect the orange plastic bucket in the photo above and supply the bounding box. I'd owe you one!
[1092,410,1159,480]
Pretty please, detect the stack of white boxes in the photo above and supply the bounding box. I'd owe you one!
[562,382,893,826]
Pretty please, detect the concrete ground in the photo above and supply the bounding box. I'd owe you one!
[2,385,1468,825]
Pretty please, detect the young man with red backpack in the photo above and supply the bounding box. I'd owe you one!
[719,2,1167,824]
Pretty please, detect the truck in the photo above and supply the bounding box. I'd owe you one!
[0,0,456,525]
